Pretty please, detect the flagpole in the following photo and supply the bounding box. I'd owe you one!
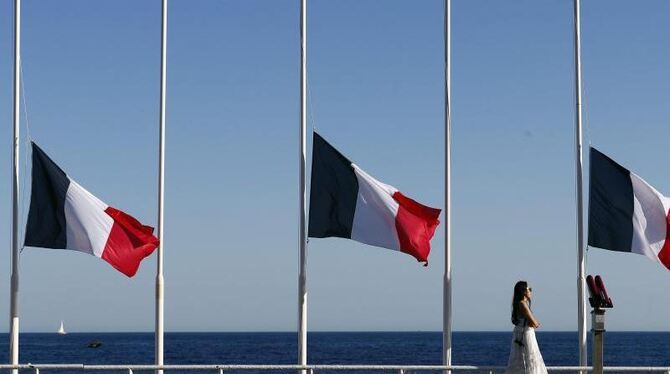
[573,0,587,369]
[443,0,452,373]
[9,0,21,373]
[298,0,308,372]
[155,0,167,373]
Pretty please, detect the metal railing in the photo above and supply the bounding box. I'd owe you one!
[0,365,669,374]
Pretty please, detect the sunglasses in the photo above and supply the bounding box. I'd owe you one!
[527,287,533,292]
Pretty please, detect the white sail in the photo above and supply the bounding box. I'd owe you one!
[57,321,66,335]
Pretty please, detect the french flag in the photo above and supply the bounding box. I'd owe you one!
[24,143,159,277]
[588,147,670,270]
[308,133,441,265]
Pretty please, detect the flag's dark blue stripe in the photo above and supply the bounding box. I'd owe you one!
[308,132,358,239]
[588,147,634,253]
[24,142,70,249]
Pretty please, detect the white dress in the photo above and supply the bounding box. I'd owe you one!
[505,318,548,374]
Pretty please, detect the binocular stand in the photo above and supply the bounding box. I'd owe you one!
[591,308,605,374]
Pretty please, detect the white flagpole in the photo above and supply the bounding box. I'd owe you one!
[155,0,167,373]
[443,0,452,373]
[573,0,587,369]
[298,0,308,372]
[10,0,21,373]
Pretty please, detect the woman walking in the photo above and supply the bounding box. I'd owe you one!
[505,281,548,374]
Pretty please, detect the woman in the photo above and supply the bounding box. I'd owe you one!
[505,281,547,374]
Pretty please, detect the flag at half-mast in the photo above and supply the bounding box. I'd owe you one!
[308,132,441,265]
[24,142,159,277]
[588,147,670,270]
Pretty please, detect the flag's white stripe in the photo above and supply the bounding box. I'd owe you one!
[64,179,113,258]
[630,172,667,263]
[350,164,401,251]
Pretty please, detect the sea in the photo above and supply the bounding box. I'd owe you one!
[0,332,667,373]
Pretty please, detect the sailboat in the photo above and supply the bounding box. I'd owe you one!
[57,321,66,335]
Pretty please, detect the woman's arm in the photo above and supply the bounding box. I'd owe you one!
[520,301,540,328]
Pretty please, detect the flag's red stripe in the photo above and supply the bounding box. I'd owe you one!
[392,192,441,265]
[101,206,159,277]
[657,209,670,270]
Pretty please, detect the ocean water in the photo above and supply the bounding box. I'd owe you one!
[0,332,667,373]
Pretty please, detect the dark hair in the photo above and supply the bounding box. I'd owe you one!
[511,281,531,325]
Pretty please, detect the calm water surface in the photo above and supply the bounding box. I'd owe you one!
[0,332,667,373]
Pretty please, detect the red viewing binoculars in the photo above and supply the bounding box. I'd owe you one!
[586,275,614,309]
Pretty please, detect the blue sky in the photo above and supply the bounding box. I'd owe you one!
[0,0,669,333]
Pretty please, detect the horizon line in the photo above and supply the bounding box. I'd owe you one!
[7,330,669,334]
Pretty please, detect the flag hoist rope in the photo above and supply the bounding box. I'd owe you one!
[10,1,21,374]
[18,63,33,250]
[156,0,168,374]
[573,0,587,370]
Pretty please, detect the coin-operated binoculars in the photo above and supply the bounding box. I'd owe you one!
[586,275,614,374]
